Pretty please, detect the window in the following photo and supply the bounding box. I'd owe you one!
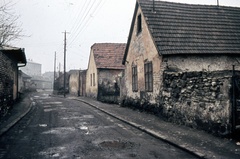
[137,14,142,34]
[93,73,95,86]
[132,66,138,92]
[144,62,153,92]
[90,74,92,86]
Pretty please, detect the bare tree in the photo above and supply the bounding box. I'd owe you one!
[0,1,23,46]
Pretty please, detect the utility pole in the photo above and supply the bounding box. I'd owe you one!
[63,31,69,98]
[63,31,67,98]
[59,63,61,75]
[53,52,56,91]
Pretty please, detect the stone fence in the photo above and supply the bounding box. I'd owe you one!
[161,71,233,136]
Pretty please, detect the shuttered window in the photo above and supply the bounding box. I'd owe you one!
[132,66,138,92]
[93,73,95,86]
[90,74,92,86]
[144,62,153,92]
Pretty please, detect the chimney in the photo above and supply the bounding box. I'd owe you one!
[217,0,219,7]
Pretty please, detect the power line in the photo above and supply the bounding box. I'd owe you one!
[68,0,105,47]
[67,0,90,38]
[68,0,96,43]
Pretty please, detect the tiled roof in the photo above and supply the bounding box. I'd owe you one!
[92,43,126,69]
[139,0,240,55]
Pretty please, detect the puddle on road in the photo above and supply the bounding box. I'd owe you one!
[61,115,94,121]
[39,146,66,158]
[42,127,76,135]
[61,116,83,120]
[79,126,88,130]
[44,108,54,112]
[97,140,136,150]
[82,115,94,119]
[43,105,52,108]
[39,124,48,127]
[44,102,62,105]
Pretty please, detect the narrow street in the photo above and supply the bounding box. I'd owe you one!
[0,91,197,159]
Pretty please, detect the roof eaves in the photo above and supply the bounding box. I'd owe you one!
[122,1,139,65]
[0,46,27,65]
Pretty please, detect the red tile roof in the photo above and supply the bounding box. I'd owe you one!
[92,43,126,69]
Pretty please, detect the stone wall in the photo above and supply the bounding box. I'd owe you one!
[97,69,122,104]
[161,70,233,136]
[0,51,16,117]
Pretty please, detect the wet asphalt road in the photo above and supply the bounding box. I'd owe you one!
[0,91,197,159]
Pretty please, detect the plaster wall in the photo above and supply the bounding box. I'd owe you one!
[163,55,240,72]
[69,72,79,95]
[124,7,162,103]
[86,50,98,98]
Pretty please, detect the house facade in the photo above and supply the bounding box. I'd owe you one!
[0,46,26,116]
[122,0,240,136]
[68,70,86,96]
[20,60,41,77]
[69,70,80,95]
[86,43,126,103]
[79,70,87,96]
[18,70,31,93]
[54,72,69,95]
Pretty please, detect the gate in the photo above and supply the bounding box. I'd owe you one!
[232,65,240,134]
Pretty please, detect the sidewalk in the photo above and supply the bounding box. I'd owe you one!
[71,96,240,159]
[0,94,32,136]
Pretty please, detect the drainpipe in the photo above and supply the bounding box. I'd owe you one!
[17,63,27,99]
[232,65,236,135]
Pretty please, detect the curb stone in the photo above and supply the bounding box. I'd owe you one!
[0,100,33,137]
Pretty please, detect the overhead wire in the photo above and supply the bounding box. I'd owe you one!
[68,0,105,47]
[55,0,93,63]
[55,0,107,72]
[67,0,96,45]
[67,0,90,39]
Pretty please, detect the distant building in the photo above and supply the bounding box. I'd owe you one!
[68,70,87,96]
[86,43,126,103]
[18,70,31,93]
[69,70,80,95]
[54,72,69,95]
[20,60,41,77]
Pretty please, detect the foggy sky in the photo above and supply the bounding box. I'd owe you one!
[10,0,240,73]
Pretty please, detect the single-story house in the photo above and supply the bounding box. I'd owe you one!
[86,43,126,103]
[68,69,87,96]
[122,0,240,136]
